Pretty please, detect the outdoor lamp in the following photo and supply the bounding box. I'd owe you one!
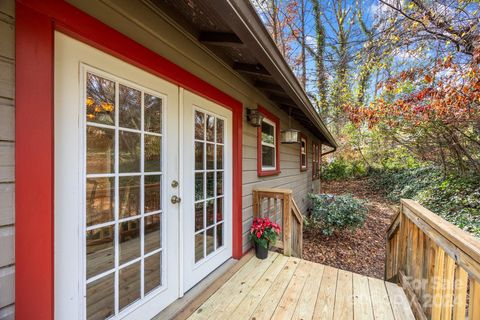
[247,108,264,127]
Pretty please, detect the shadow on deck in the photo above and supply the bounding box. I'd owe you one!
[184,251,414,320]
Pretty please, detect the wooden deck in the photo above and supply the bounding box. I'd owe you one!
[186,252,414,320]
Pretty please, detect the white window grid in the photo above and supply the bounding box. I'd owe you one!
[193,109,226,264]
[83,67,167,318]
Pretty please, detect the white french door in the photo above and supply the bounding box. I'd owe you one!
[182,91,233,291]
[54,33,179,320]
[54,33,233,319]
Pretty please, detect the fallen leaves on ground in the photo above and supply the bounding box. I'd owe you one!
[302,178,396,279]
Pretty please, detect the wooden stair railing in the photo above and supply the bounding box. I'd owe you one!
[385,199,480,320]
[252,188,304,258]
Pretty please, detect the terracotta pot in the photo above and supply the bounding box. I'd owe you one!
[254,242,268,259]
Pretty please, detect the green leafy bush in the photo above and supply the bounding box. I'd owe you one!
[368,166,480,237]
[416,176,480,236]
[307,193,368,235]
[321,159,367,181]
[368,166,441,202]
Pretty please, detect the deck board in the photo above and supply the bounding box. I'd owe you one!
[250,257,300,319]
[352,273,375,320]
[186,252,414,320]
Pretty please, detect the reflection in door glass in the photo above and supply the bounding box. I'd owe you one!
[87,273,115,320]
[85,71,164,318]
[193,110,226,263]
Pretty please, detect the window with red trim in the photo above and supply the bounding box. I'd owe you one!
[257,106,280,176]
[312,142,321,180]
[300,134,307,171]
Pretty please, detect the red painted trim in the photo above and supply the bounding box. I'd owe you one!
[16,1,244,316]
[300,133,308,172]
[15,3,54,319]
[257,105,281,177]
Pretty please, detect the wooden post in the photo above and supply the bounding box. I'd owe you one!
[252,190,259,219]
[283,193,292,256]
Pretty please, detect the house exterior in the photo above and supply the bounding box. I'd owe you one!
[0,0,336,319]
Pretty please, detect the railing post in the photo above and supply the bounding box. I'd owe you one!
[283,192,292,256]
[252,190,259,219]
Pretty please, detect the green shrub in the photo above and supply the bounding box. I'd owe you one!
[367,166,441,202]
[307,193,368,235]
[321,159,367,181]
[367,166,480,237]
[416,176,480,236]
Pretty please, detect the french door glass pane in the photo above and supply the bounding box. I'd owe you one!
[119,262,141,310]
[195,202,204,232]
[216,119,224,143]
[119,176,140,219]
[145,134,161,172]
[145,175,161,213]
[195,233,204,262]
[144,214,161,254]
[87,126,114,174]
[144,252,162,294]
[119,131,141,172]
[119,219,141,265]
[217,172,223,196]
[195,142,204,170]
[206,200,214,227]
[217,223,224,249]
[86,73,115,125]
[216,197,223,222]
[144,94,162,134]
[206,115,215,142]
[119,85,141,130]
[206,227,214,255]
[195,173,204,201]
[206,144,214,170]
[87,273,115,320]
[86,177,114,226]
[86,225,115,278]
[85,71,164,318]
[193,110,226,263]
[216,145,223,169]
[194,111,205,140]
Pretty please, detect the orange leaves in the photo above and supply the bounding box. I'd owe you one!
[424,74,433,83]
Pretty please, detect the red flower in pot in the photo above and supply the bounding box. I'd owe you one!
[249,217,281,259]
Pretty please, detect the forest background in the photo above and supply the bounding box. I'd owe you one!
[253,0,480,236]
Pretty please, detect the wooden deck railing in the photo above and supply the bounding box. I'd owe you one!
[252,188,303,258]
[385,199,480,320]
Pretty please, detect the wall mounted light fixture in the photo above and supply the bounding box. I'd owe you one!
[281,107,300,144]
[246,108,264,127]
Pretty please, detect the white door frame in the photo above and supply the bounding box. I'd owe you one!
[54,32,180,320]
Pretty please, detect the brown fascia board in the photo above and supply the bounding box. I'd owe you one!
[207,0,337,148]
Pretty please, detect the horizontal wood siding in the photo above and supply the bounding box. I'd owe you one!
[0,1,15,319]
[242,121,316,253]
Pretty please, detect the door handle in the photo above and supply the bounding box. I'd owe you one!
[171,195,182,204]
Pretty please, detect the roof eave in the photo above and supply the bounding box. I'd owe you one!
[208,0,337,148]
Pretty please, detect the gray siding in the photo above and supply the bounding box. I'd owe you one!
[68,0,322,255]
[0,0,15,319]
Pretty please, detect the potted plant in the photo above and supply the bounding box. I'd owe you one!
[249,217,281,259]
